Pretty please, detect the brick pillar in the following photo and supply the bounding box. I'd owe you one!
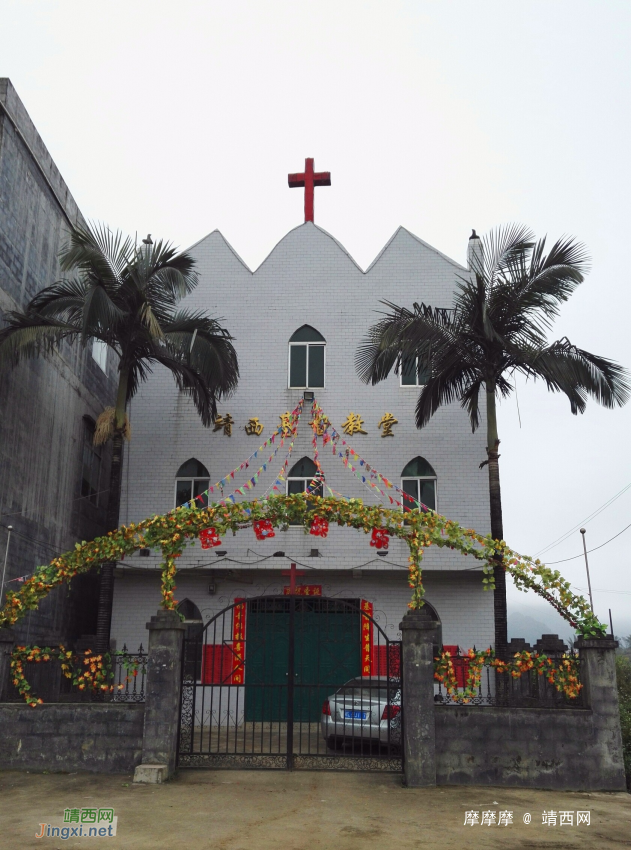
[0,628,15,701]
[135,610,185,783]
[576,636,626,790]
[399,608,440,787]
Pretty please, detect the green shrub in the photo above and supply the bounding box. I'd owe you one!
[616,655,631,790]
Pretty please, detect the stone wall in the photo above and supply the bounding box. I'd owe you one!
[0,703,144,773]
[436,705,621,790]
[0,78,117,644]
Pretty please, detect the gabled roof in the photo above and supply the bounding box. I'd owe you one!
[186,223,466,276]
[365,226,467,274]
[186,229,253,273]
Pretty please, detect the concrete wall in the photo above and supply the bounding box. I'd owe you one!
[0,78,117,643]
[0,703,144,773]
[436,705,623,791]
[110,568,495,656]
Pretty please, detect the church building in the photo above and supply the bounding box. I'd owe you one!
[110,159,493,659]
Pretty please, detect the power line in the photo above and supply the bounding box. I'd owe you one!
[535,481,631,557]
[545,521,631,564]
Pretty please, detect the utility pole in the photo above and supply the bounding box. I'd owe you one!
[579,528,594,613]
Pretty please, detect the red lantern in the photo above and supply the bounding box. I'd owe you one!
[309,516,329,538]
[200,527,222,549]
[253,519,275,541]
[370,527,389,550]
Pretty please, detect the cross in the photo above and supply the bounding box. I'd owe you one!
[288,158,331,223]
[282,562,305,595]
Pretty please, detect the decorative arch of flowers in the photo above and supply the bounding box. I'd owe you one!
[0,493,606,640]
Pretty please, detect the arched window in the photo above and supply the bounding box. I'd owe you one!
[286,456,324,498]
[175,458,210,508]
[401,456,437,512]
[288,325,326,389]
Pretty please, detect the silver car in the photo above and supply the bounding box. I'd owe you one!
[320,677,401,751]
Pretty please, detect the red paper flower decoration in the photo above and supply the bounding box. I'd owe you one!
[199,527,222,549]
[370,527,389,550]
[253,519,275,541]
[309,516,329,538]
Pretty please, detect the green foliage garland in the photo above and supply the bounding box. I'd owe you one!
[434,647,583,702]
[0,494,606,639]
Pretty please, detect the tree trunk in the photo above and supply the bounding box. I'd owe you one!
[486,382,508,659]
[95,369,128,654]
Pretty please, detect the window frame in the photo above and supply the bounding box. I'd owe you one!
[174,476,210,508]
[399,355,430,388]
[286,470,324,525]
[400,476,438,513]
[287,342,326,389]
[91,338,108,374]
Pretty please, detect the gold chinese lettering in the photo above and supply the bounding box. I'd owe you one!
[341,412,367,435]
[309,413,328,436]
[377,412,398,437]
[245,417,264,436]
[279,412,294,437]
[213,414,234,436]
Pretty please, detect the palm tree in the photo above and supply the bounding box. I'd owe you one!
[0,225,239,651]
[356,225,629,656]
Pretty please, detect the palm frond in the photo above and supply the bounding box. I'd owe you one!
[520,337,630,411]
[0,314,79,366]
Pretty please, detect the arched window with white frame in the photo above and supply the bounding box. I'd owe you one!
[288,325,326,388]
[175,458,210,508]
[286,456,324,498]
[401,456,437,512]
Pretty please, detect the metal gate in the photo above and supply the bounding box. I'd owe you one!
[177,595,402,771]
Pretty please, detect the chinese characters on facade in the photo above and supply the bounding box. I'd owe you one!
[212,412,401,437]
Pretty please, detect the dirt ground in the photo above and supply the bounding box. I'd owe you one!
[0,769,629,850]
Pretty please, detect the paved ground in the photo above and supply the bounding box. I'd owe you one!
[0,769,629,849]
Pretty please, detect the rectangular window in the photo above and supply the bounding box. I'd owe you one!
[402,478,436,512]
[289,344,325,388]
[91,339,108,373]
[400,356,430,387]
[81,420,101,505]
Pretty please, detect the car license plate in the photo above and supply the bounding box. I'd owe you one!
[344,710,367,720]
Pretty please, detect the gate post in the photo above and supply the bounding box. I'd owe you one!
[400,608,440,787]
[134,610,185,784]
[576,636,626,790]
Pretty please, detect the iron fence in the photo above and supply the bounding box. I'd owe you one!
[1,645,147,704]
[434,645,584,709]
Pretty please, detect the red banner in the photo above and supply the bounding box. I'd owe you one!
[360,600,373,677]
[231,597,246,684]
[282,585,322,596]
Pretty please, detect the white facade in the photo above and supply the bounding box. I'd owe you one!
[111,222,493,651]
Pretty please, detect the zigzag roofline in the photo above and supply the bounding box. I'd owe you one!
[187,222,466,276]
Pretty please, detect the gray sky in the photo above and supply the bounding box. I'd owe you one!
[3,0,630,638]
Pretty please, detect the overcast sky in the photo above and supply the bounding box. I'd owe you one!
[3,0,630,639]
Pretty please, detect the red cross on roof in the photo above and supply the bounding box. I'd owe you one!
[288,158,331,223]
